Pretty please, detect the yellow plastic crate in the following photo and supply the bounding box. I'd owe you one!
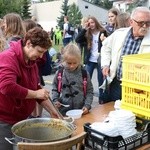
[122,53,150,85]
[121,81,150,119]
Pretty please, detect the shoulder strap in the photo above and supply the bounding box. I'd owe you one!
[57,67,87,97]
[67,23,70,30]
[81,68,87,97]
[57,67,64,93]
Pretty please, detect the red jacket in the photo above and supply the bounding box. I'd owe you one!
[0,40,40,124]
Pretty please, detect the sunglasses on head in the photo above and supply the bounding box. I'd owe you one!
[133,19,150,27]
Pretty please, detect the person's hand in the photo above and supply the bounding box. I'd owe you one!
[100,33,106,41]
[83,22,90,30]
[36,89,50,100]
[54,101,61,108]
[82,107,89,115]
[102,66,110,77]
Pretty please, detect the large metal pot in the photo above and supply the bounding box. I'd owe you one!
[5,118,75,150]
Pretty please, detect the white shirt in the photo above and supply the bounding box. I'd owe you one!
[64,23,72,38]
[89,32,100,63]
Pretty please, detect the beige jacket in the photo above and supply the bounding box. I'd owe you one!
[101,27,150,80]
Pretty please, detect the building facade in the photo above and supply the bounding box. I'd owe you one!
[30,0,108,31]
[111,0,150,12]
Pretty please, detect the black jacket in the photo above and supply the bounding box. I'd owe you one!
[75,28,107,63]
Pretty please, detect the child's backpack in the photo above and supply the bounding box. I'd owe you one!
[67,23,75,36]
[57,67,87,97]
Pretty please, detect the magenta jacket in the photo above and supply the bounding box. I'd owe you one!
[0,40,41,124]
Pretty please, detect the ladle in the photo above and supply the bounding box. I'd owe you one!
[60,103,70,107]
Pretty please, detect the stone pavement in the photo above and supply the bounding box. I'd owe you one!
[42,69,99,117]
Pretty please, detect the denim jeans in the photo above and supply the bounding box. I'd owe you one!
[85,61,104,100]
[63,37,72,46]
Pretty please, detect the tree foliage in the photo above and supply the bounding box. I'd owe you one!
[67,3,82,27]
[0,0,31,19]
[127,0,145,13]
[100,0,113,9]
[57,0,69,29]
[39,0,56,2]
[57,0,82,29]
[0,0,23,18]
[84,0,113,9]
[21,0,32,19]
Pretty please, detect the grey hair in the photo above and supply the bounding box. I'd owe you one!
[131,7,150,19]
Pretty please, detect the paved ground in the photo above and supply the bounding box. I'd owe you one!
[42,69,99,117]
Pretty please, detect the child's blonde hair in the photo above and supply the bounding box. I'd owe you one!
[63,43,82,65]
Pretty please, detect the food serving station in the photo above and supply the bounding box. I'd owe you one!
[8,53,150,149]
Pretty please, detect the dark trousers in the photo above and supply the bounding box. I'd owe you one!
[78,44,87,65]
[0,121,13,150]
[54,35,57,45]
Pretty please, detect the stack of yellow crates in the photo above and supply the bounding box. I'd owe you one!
[121,53,150,119]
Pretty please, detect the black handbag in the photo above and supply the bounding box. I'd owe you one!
[99,76,110,104]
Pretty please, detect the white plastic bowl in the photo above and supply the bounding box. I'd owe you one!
[66,109,83,119]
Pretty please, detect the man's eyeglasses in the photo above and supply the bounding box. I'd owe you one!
[133,19,150,27]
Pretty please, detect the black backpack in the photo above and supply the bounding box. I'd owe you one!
[41,51,52,76]
[67,23,75,36]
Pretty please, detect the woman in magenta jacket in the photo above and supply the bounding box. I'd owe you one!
[0,27,61,150]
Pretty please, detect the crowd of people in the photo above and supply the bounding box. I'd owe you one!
[50,6,150,114]
[0,6,150,150]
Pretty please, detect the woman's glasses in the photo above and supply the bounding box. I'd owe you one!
[133,19,150,27]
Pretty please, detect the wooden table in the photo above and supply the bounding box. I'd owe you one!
[73,102,150,150]
[73,102,114,135]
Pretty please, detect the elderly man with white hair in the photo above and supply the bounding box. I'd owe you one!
[101,7,150,102]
